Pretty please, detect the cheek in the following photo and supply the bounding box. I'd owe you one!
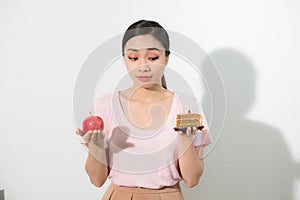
[124,60,139,71]
[124,61,139,78]
[150,64,165,76]
[124,59,135,72]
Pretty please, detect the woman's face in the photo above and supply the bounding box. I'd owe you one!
[123,34,169,88]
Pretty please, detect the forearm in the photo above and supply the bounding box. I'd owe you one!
[85,146,108,187]
[178,136,204,188]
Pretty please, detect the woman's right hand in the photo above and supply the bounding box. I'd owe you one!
[76,128,108,167]
[76,128,106,149]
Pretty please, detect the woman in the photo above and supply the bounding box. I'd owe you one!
[76,19,212,200]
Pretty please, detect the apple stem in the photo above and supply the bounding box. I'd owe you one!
[89,111,92,116]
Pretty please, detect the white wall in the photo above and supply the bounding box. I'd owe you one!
[0,0,299,200]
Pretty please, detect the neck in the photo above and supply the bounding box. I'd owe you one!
[129,84,166,102]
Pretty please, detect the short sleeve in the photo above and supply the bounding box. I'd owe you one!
[193,114,213,147]
[192,98,213,147]
[176,93,213,147]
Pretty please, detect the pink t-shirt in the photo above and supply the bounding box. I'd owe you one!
[94,91,212,189]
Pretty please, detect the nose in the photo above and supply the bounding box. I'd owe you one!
[138,64,151,72]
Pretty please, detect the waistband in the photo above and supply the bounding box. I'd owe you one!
[109,182,181,194]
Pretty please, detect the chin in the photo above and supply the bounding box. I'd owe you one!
[140,83,154,88]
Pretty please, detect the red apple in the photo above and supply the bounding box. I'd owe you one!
[82,112,104,133]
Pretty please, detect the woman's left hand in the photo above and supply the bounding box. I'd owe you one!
[176,127,198,137]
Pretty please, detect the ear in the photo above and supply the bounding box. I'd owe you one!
[164,55,169,66]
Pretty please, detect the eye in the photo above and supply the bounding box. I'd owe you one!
[128,57,138,61]
[149,56,159,61]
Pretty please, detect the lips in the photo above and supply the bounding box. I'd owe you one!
[136,75,152,82]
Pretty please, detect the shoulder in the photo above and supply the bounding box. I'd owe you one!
[95,92,113,103]
[164,90,174,99]
[94,92,118,119]
[175,92,198,103]
[94,92,115,111]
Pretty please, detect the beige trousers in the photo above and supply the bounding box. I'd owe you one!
[102,182,184,200]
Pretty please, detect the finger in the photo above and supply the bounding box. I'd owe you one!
[76,128,84,136]
[192,127,197,135]
[177,130,184,135]
[186,127,192,137]
[201,128,208,133]
[82,130,93,143]
[92,130,105,139]
[91,131,98,143]
[99,130,105,138]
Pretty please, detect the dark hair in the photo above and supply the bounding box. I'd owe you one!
[122,20,170,89]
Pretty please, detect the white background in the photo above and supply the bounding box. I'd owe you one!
[1,0,299,200]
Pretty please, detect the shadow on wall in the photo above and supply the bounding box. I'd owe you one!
[181,48,300,200]
[0,190,4,200]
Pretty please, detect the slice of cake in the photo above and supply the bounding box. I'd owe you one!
[174,110,204,131]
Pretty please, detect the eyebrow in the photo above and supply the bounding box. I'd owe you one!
[126,47,161,52]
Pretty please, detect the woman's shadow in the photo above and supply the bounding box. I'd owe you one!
[181,49,300,200]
